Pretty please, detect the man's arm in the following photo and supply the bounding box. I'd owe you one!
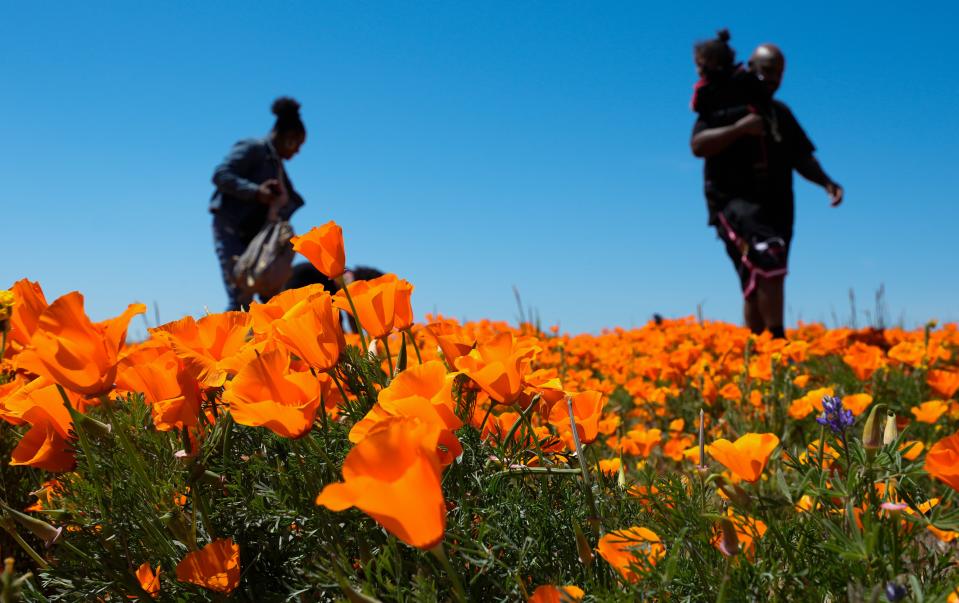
[690,113,764,157]
[795,153,843,207]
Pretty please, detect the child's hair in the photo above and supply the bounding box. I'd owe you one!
[694,29,735,75]
[271,97,305,136]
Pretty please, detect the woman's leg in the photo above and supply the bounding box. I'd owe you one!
[212,216,254,311]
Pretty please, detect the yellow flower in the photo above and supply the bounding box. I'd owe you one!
[0,289,14,322]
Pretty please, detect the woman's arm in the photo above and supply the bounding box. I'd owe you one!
[690,113,764,157]
[212,140,267,202]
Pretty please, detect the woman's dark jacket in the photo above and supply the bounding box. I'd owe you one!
[209,137,304,240]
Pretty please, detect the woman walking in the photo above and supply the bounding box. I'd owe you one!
[209,97,306,310]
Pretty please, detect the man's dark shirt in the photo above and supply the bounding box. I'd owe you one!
[209,137,304,241]
[693,100,815,238]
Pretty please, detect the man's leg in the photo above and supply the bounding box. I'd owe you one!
[743,293,765,334]
[755,275,785,338]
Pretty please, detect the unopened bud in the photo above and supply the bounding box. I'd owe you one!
[572,523,593,568]
[1,503,62,548]
[862,404,887,452]
[882,411,898,446]
[74,414,112,439]
[717,517,740,557]
[393,332,408,377]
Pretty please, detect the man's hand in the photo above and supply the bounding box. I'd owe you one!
[256,179,281,204]
[826,181,843,207]
[734,113,765,137]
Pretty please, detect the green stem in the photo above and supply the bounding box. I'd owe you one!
[56,386,108,519]
[330,371,350,410]
[382,336,394,376]
[0,522,48,569]
[476,403,495,435]
[336,276,368,354]
[430,543,466,603]
[99,395,155,497]
[406,328,423,364]
[310,368,329,434]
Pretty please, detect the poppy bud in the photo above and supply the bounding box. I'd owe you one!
[572,523,594,568]
[883,411,898,446]
[861,404,887,452]
[393,332,408,377]
[0,502,62,548]
[617,464,627,490]
[717,517,740,556]
[74,413,112,439]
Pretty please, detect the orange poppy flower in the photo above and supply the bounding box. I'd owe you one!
[598,458,622,475]
[596,527,664,583]
[248,283,330,340]
[718,382,741,401]
[349,360,461,446]
[708,433,780,483]
[887,341,924,367]
[316,416,447,550]
[924,431,959,492]
[150,312,252,388]
[333,274,414,339]
[290,221,346,279]
[712,510,767,560]
[175,538,240,594]
[5,279,48,357]
[911,400,949,424]
[116,344,202,432]
[842,342,885,381]
[548,391,605,446]
[927,369,959,399]
[528,584,585,603]
[899,440,924,461]
[663,433,696,461]
[222,347,324,439]
[17,292,144,396]
[454,332,539,405]
[423,319,474,364]
[8,382,80,472]
[135,562,161,598]
[270,290,344,372]
[0,374,29,426]
[616,427,662,458]
[842,393,873,416]
[787,387,833,419]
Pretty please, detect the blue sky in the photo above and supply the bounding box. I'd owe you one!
[3,1,956,336]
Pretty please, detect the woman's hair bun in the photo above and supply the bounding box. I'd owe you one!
[716,28,731,43]
[271,97,301,119]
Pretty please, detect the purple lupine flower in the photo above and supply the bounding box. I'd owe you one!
[885,582,907,602]
[816,395,855,435]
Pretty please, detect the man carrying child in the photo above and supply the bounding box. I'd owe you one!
[690,33,843,339]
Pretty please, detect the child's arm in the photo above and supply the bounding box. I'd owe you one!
[690,113,763,157]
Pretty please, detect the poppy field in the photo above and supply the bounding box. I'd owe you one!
[1,222,958,602]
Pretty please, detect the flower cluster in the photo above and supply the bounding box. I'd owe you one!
[816,395,855,435]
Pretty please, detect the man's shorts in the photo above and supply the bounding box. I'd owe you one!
[716,199,791,298]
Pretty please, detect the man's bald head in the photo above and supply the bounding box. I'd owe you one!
[749,44,785,94]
